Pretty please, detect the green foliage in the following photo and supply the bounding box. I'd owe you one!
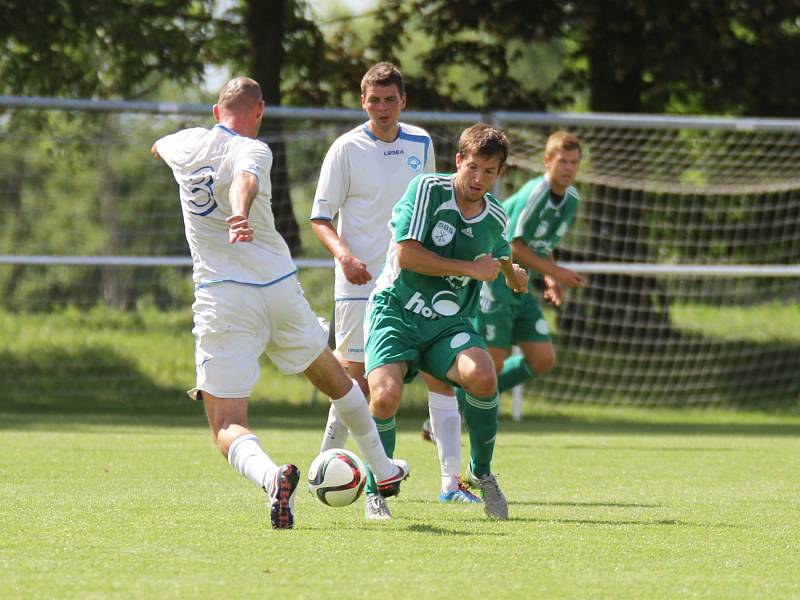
[0,0,214,98]
[365,0,572,110]
[362,0,800,116]
[0,110,196,310]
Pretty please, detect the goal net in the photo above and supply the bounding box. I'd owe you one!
[1,98,798,409]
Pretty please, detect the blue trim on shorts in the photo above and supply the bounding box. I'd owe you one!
[195,269,297,290]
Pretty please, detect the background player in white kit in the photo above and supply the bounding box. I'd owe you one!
[310,62,435,451]
[150,77,408,530]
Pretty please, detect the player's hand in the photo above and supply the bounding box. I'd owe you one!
[226,213,254,244]
[553,266,587,289]
[340,254,372,285]
[543,275,564,306]
[470,255,501,282]
[507,264,528,294]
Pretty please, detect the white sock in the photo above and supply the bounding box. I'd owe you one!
[320,403,350,452]
[227,433,278,490]
[428,391,461,492]
[331,380,394,481]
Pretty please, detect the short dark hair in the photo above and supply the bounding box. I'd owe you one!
[458,124,510,168]
[361,62,405,96]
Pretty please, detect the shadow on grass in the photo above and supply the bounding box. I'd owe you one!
[402,523,500,536]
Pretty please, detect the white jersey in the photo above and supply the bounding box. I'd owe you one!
[155,124,296,287]
[310,122,435,300]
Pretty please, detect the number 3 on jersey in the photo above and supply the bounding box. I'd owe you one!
[187,166,217,216]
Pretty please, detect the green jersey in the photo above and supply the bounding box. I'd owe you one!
[372,173,510,319]
[485,175,580,305]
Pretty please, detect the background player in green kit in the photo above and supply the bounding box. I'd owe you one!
[476,131,587,394]
[363,124,527,520]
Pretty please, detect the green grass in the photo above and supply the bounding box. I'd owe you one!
[2,302,799,595]
[671,302,800,342]
[2,405,799,598]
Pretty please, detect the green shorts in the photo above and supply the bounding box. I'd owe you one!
[365,291,487,385]
[474,292,551,349]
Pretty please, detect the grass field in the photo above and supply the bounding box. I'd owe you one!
[2,301,799,597]
[2,402,800,599]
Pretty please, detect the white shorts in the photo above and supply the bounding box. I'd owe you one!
[334,298,368,363]
[189,275,328,399]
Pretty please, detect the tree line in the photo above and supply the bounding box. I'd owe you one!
[2,0,799,321]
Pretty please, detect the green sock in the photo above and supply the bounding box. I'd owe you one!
[498,354,535,394]
[365,416,396,495]
[461,391,499,477]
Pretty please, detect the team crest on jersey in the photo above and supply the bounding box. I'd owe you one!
[535,221,550,237]
[432,220,456,246]
[407,156,422,171]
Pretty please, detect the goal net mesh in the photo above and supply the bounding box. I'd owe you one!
[1,102,798,408]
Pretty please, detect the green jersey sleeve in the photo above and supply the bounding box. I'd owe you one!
[488,197,511,260]
[392,173,444,244]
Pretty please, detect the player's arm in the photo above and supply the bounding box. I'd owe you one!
[309,140,371,284]
[396,240,500,282]
[310,219,371,285]
[227,171,259,244]
[542,255,565,306]
[511,238,586,288]
[498,257,528,293]
[149,143,161,160]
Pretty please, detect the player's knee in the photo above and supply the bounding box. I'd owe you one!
[370,395,399,420]
[462,368,498,398]
[530,350,556,375]
[368,382,402,419]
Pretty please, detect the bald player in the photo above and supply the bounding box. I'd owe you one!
[151,77,409,530]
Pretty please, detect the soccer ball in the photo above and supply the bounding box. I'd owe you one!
[307,448,366,507]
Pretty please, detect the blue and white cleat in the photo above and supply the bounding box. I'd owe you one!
[439,479,482,504]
